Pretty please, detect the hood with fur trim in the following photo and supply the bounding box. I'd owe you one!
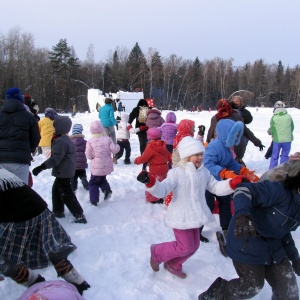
[90,120,104,134]
[216,119,244,148]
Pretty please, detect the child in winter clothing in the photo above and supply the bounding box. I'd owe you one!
[134,128,172,204]
[38,108,58,158]
[85,120,120,205]
[146,107,165,128]
[203,118,259,256]
[137,136,240,278]
[70,124,89,191]
[0,167,90,294]
[116,112,141,164]
[32,116,87,224]
[157,111,178,154]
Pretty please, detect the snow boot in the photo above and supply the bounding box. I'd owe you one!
[150,245,160,272]
[164,262,187,279]
[200,234,209,243]
[216,230,228,257]
[113,155,118,164]
[124,159,131,165]
[73,214,87,224]
[198,277,227,300]
[104,190,112,200]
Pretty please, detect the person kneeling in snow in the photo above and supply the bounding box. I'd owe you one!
[137,137,243,279]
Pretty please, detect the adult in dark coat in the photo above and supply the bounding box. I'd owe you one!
[32,116,87,224]
[0,87,40,184]
[128,99,149,155]
[230,95,253,125]
[198,171,300,300]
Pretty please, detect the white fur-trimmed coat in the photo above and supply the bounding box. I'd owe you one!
[146,162,234,230]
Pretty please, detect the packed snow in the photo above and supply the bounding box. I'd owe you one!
[1,107,300,300]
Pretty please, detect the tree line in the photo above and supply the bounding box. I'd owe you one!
[1,27,300,112]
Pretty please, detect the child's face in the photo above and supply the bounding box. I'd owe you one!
[187,152,204,168]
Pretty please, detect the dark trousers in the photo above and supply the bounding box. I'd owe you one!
[205,190,232,230]
[70,169,87,190]
[138,131,147,154]
[52,178,83,216]
[89,174,111,203]
[220,258,298,299]
[166,144,173,154]
[117,140,131,160]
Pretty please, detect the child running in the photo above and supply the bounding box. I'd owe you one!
[85,120,120,206]
[137,136,242,278]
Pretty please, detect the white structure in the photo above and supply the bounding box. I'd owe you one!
[87,89,144,113]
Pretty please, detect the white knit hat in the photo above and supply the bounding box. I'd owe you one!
[177,136,205,160]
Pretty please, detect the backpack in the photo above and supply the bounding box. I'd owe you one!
[138,106,149,123]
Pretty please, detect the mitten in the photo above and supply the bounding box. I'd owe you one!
[139,126,148,131]
[137,171,156,187]
[219,169,237,179]
[239,166,259,182]
[127,125,133,131]
[198,125,205,136]
[292,259,300,276]
[234,214,256,239]
[258,144,265,151]
[32,163,46,176]
[229,175,249,190]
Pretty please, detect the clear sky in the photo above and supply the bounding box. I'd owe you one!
[1,0,299,67]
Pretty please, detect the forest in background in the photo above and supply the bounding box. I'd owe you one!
[1,27,300,112]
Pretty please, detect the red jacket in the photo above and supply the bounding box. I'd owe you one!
[135,140,171,176]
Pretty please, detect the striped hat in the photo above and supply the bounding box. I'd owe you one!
[72,124,83,135]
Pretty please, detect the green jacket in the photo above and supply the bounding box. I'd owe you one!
[270,108,294,143]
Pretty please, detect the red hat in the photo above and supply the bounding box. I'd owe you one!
[216,99,232,121]
[147,128,161,140]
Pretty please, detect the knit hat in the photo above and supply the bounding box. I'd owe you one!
[44,108,58,120]
[173,119,195,149]
[147,128,161,141]
[177,136,205,160]
[274,101,285,109]
[72,124,83,135]
[216,99,233,121]
[5,87,23,102]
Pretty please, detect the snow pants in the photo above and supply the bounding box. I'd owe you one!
[117,140,131,161]
[151,228,200,271]
[269,141,291,169]
[89,174,111,204]
[218,258,298,299]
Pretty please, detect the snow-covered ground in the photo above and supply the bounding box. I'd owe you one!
[1,107,300,300]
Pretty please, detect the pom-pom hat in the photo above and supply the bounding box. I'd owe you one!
[177,136,205,160]
[72,124,83,135]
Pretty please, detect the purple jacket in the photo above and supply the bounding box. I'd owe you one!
[158,112,178,145]
[146,108,165,128]
[70,134,88,170]
[19,280,85,300]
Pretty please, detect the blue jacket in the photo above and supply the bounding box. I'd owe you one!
[227,180,300,265]
[203,119,243,180]
[99,104,117,127]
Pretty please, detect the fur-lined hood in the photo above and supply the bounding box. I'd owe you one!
[216,119,244,148]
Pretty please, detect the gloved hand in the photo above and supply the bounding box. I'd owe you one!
[239,166,259,182]
[137,170,156,187]
[32,163,46,176]
[292,259,300,276]
[139,126,148,131]
[234,214,256,239]
[198,125,205,136]
[229,175,249,190]
[127,125,133,131]
[219,169,237,179]
[258,144,265,151]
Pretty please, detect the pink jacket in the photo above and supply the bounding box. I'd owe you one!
[85,120,120,176]
[19,280,85,300]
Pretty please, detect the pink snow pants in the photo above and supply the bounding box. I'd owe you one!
[152,228,200,271]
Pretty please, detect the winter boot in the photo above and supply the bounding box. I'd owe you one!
[124,159,131,165]
[198,277,227,300]
[53,211,65,218]
[216,230,228,257]
[81,177,89,190]
[113,155,118,164]
[104,190,112,200]
[0,255,45,287]
[150,245,160,272]
[200,234,209,243]
[73,214,87,224]
[164,262,187,279]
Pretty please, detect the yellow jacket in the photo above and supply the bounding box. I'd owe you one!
[38,117,54,146]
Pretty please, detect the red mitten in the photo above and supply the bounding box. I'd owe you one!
[239,166,259,182]
[229,175,249,190]
[219,169,237,179]
[139,126,148,131]
[127,125,133,131]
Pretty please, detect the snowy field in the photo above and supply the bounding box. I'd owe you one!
[1,107,300,300]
